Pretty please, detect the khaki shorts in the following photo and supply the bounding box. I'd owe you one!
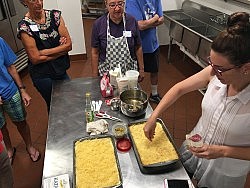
[0,90,26,128]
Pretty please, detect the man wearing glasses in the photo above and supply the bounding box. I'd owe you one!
[91,0,144,81]
[125,0,164,104]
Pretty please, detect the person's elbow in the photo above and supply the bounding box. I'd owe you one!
[138,20,149,30]
[29,55,43,64]
[65,39,72,52]
[28,52,47,64]
[138,23,147,31]
[7,64,18,74]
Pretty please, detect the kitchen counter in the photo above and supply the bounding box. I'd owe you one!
[42,77,192,187]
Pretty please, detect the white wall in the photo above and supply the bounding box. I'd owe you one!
[158,0,250,45]
[161,0,182,11]
[188,0,250,14]
[44,0,250,52]
[44,0,86,55]
[157,0,182,45]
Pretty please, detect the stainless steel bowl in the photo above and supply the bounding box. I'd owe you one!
[120,89,148,117]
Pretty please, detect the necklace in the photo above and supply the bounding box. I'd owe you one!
[27,10,45,24]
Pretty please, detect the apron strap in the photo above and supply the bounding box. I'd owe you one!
[107,13,126,35]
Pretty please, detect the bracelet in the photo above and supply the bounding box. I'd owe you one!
[19,85,26,90]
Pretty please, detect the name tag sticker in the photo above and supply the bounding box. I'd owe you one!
[29,25,39,32]
[123,31,131,37]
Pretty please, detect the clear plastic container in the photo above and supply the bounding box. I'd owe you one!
[112,123,127,138]
[116,77,128,94]
[125,70,139,89]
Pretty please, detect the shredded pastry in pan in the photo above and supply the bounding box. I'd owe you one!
[129,122,178,165]
[74,137,120,188]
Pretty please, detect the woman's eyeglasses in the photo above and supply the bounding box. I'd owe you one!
[108,1,125,9]
[207,56,241,76]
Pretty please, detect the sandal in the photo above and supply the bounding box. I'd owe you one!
[9,147,16,165]
[26,148,41,162]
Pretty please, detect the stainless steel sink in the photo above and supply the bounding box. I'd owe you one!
[182,18,205,28]
[162,0,230,96]
[190,26,206,35]
[187,25,220,39]
[166,11,191,21]
[198,39,212,62]
[205,26,220,39]
[168,22,184,43]
[164,11,192,43]
[182,28,201,55]
[163,0,228,65]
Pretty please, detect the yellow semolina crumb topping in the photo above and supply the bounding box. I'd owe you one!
[74,137,120,188]
[129,122,178,165]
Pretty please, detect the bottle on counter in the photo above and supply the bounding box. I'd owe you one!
[85,92,94,123]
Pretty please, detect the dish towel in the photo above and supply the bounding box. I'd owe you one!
[86,119,109,135]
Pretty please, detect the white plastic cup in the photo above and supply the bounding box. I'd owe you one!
[116,77,128,94]
[125,70,139,89]
[109,70,119,88]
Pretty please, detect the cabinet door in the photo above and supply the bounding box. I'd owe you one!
[0,0,17,52]
[6,0,27,51]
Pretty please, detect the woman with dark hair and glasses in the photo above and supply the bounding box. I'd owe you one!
[91,0,144,81]
[144,12,250,188]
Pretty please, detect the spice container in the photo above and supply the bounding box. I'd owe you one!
[85,92,94,123]
[112,123,127,138]
[116,138,131,152]
[110,98,120,111]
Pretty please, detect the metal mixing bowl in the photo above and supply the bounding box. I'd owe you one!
[120,89,148,117]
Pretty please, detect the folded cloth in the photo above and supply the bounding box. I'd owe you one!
[86,119,109,135]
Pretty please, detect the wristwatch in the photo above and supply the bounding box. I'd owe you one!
[19,85,26,90]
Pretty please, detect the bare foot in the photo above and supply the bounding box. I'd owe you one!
[26,147,41,162]
[7,147,16,165]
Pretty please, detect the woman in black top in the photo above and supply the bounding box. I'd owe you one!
[17,0,72,112]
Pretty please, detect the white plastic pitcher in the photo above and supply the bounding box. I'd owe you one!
[125,70,139,89]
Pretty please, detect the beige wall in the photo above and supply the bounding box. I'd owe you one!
[188,0,250,14]
[44,0,86,56]
[157,0,182,45]
[44,0,250,50]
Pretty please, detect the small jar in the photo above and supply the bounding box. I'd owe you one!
[110,98,120,111]
[112,123,127,138]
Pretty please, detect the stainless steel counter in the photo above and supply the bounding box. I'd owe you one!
[42,77,192,187]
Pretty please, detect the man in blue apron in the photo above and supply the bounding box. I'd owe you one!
[91,0,144,80]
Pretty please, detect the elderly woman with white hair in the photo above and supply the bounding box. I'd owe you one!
[17,0,72,112]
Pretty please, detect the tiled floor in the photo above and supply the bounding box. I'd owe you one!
[6,21,249,188]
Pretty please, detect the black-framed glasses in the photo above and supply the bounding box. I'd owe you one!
[108,1,125,9]
[207,56,241,76]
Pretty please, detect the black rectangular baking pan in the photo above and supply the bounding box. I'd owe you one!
[128,118,180,174]
[73,134,123,188]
